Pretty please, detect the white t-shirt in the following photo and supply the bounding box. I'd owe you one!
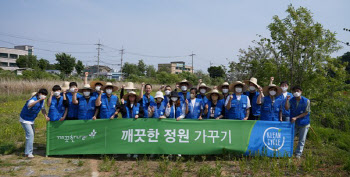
[225,94,251,108]
[191,98,196,113]
[19,99,45,125]
[283,92,288,98]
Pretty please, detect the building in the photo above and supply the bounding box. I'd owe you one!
[84,65,122,79]
[0,45,33,71]
[158,61,193,74]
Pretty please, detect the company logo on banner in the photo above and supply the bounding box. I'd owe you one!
[56,129,97,143]
[263,127,285,151]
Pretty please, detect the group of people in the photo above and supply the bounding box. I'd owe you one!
[20,73,310,159]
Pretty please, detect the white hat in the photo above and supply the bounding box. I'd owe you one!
[124,82,137,90]
[154,91,164,99]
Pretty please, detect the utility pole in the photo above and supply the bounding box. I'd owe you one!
[119,46,124,79]
[95,40,102,77]
[189,51,196,74]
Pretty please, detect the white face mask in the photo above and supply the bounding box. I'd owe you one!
[69,88,75,92]
[126,89,132,93]
[200,89,206,94]
[106,89,112,94]
[156,98,163,102]
[293,92,301,97]
[181,86,187,91]
[95,86,101,91]
[222,89,229,94]
[171,97,178,102]
[54,91,60,97]
[269,90,276,96]
[235,87,242,93]
[281,87,288,92]
[165,90,171,96]
[83,91,90,97]
[249,86,256,91]
[40,95,46,99]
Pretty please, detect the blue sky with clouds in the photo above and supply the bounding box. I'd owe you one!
[0,0,349,72]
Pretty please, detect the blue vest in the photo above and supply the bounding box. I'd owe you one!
[142,94,156,118]
[223,94,229,118]
[290,96,310,126]
[123,103,140,118]
[178,92,190,104]
[278,92,293,116]
[206,99,225,119]
[66,92,81,118]
[168,103,183,119]
[244,91,261,116]
[260,96,283,121]
[99,94,118,119]
[163,96,170,105]
[152,102,166,118]
[77,96,97,120]
[20,96,44,121]
[186,98,202,119]
[227,94,248,120]
[48,96,65,121]
[197,94,209,107]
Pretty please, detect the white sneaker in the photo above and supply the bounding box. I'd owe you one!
[133,154,138,159]
[27,154,34,158]
[178,154,182,157]
[126,154,131,158]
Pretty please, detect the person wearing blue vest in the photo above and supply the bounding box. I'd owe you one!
[285,86,311,159]
[165,91,186,121]
[120,82,138,104]
[204,89,225,119]
[225,81,251,120]
[120,91,143,118]
[163,85,172,105]
[185,87,203,119]
[72,84,98,120]
[243,77,261,120]
[197,81,211,116]
[257,84,283,121]
[19,89,49,158]
[177,79,192,104]
[278,80,293,122]
[47,85,68,121]
[140,83,156,118]
[148,91,167,118]
[218,82,230,119]
[96,82,120,119]
[64,81,82,120]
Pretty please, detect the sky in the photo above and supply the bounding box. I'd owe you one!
[0,0,349,72]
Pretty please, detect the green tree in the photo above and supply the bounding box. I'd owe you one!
[37,58,50,70]
[16,55,38,68]
[75,60,85,75]
[55,53,76,77]
[122,62,138,77]
[137,60,146,76]
[146,65,157,77]
[207,66,225,78]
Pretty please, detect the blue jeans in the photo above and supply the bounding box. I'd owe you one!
[294,124,310,156]
[21,122,35,155]
[282,115,290,122]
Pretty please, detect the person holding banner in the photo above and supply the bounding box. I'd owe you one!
[244,77,261,120]
[96,82,120,119]
[140,83,156,118]
[47,85,68,121]
[204,89,225,119]
[185,87,203,119]
[257,83,283,121]
[218,82,230,118]
[165,91,186,120]
[64,81,82,120]
[225,81,250,120]
[162,85,172,104]
[72,84,98,120]
[278,81,293,122]
[148,91,167,118]
[285,86,311,159]
[120,91,143,118]
[177,79,192,104]
[19,88,49,158]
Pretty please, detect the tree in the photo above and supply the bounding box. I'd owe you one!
[37,58,50,70]
[158,65,171,73]
[137,60,146,76]
[122,62,139,77]
[208,66,225,78]
[16,55,38,68]
[55,53,76,77]
[75,60,85,75]
[146,65,157,77]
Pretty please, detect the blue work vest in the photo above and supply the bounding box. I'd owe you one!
[206,99,225,119]
[260,96,283,121]
[122,103,140,118]
[278,92,293,116]
[20,96,44,121]
[186,98,202,119]
[244,91,261,116]
[227,94,248,120]
[168,103,183,119]
[178,92,190,104]
[48,96,65,121]
[152,102,166,118]
[223,94,229,118]
[77,96,97,120]
[66,92,81,118]
[99,94,118,119]
[290,96,310,126]
[142,94,156,118]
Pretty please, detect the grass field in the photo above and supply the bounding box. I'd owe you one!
[1,91,350,176]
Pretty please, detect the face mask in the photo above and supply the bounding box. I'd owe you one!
[281,87,288,92]
[293,92,301,97]
[69,88,75,92]
[54,91,60,97]
[269,90,276,96]
[156,98,163,102]
[235,87,242,93]
[249,86,256,91]
[181,86,187,91]
[200,89,206,94]
[165,90,171,96]
[106,89,112,94]
[95,86,101,91]
[171,97,178,102]
[222,89,229,94]
[190,93,196,99]
[40,95,46,99]
[83,92,90,97]
[126,89,131,93]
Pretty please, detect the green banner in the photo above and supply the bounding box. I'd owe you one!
[46,119,256,156]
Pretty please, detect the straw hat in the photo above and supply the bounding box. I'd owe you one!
[79,84,94,93]
[90,80,106,89]
[198,83,212,92]
[154,91,164,99]
[102,82,118,92]
[61,81,70,91]
[177,79,193,89]
[244,77,260,88]
[124,82,137,90]
[206,89,224,100]
[123,91,141,102]
[263,84,282,97]
[229,81,247,92]
[217,82,230,92]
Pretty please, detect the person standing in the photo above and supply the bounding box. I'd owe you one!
[225,81,250,120]
[244,77,261,120]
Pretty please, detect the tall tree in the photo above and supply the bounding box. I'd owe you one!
[55,53,76,76]
[16,55,38,68]
[75,60,85,75]
[207,66,225,78]
[37,58,50,70]
[137,60,146,76]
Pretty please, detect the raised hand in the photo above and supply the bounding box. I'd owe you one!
[85,72,89,77]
